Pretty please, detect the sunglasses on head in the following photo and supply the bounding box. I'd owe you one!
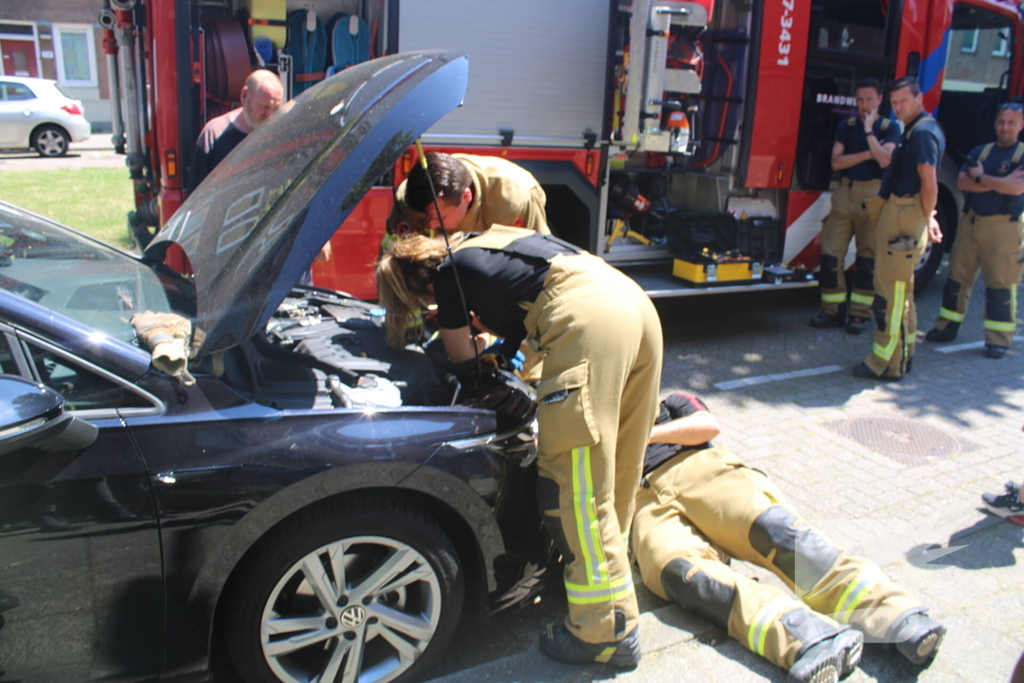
[999,102,1024,112]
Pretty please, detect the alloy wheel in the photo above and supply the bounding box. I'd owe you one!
[35,129,67,157]
[260,535,443,683]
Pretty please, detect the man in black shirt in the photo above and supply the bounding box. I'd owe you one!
[812,79,900,334]
[632,393,945,683]
[853,76,945,381]
[926,102,1024,359]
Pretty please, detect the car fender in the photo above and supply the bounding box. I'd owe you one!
[187,459,503,663]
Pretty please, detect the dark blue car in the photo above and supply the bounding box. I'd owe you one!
[0,52,547,683]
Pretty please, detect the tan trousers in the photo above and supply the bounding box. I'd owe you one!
[933,211,1024,348]
[527,252,663,644]
[632,445,923,670]
[820,179,881,318]
[864,196,928,378]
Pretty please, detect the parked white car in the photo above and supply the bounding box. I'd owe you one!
[0,76,92,157]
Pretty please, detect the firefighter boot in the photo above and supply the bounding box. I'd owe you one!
[925,323,959,343]
[889,611,945,666]
[810,304,847,329]
[538,610,641,668]
[788,628,864,683]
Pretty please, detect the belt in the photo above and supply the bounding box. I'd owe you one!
[968,211,1021,223]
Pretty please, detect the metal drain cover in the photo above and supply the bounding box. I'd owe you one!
[825,415,962,465]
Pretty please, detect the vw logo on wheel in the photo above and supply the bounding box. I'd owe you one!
[340,605,367,628]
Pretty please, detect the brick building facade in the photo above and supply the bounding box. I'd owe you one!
[1,0,112,129]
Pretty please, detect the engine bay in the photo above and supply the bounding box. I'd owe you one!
[255,287,535,422]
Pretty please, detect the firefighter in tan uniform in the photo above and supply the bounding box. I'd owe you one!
[926,102,1024,359]
[811,79,900,335]
[377,226,662,668]
[853,76,945,381]
[384,151,549,241]
[632,393,946,683]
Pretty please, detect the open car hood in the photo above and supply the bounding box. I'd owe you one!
[146,51,468,360]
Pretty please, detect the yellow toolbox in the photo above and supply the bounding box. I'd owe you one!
[672,254,763,285]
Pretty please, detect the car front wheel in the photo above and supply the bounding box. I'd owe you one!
[224,497,464,683]
[32,125,70,157]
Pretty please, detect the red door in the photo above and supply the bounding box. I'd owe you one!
[0,39,39,78]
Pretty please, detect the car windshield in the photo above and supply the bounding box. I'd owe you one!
[53,83,74,99]
[0,204,179,343]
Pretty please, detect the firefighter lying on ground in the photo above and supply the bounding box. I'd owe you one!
[632,392,946,683]
[376,226,662,668]
[926,101,1024,360]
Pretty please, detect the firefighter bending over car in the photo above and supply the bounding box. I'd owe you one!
[632,392,946,683]
[925,102,1024,360]
[852,75,945,382]
[383,152,549,244]
[811,78,900,335]
[376,226,662,668]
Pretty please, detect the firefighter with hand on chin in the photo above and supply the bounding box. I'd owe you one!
[852,75,945,381]
[925,102,1024,359]
[811,78,900,335]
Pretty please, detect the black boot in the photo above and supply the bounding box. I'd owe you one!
[788,629,863,683]
[925,325,958,342]
[891,612,945,666]
[538,622,641,668]
[810,311,846,329]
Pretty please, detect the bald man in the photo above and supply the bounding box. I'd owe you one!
[188,69,284,192]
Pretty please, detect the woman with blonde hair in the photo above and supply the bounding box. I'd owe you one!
[376,225,663,668]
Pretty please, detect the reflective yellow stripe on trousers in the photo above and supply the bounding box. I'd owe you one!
[850,292,874,306]
[834,569,880,624]
[566,446,612,604]
[747,596,794,656]
[873,281,907,361]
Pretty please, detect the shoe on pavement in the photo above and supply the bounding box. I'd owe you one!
[788,629,864,683]
[845,316,868,335]
[982,481,1024,518]
[985,344,1008,359]
[810,312,845,329]
[852,363,902,382]
[538,622,641,668]
[925,326,958,342]
[891,612,945,666]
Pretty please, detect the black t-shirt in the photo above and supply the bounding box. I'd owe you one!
[962,142,1024,217]
[885,112,945,198]
[642,392,711,476]
[835,117,901,181]
[434,244,550,355]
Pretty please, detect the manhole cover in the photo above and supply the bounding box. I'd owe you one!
[825,415,962,465]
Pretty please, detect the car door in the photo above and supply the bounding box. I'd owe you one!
[0,326,165,682]
[0,80,37,147]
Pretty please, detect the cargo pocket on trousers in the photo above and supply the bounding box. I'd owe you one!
[536,360,599,455]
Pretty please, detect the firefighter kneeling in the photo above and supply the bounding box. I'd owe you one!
[926,102,1024,360]
[632,393,945,683]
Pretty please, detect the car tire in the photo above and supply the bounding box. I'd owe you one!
[223,496,464,683]
[31,125,70,158]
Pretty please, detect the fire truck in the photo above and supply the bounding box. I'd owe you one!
[101,0,1024,300]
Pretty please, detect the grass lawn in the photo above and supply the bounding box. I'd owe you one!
[0,168,136,250]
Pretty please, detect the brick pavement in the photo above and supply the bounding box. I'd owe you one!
[429,270,1024,683]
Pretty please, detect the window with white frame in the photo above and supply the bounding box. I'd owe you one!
[960,27,979,53]
[53,24,97,87]
[992,30,1010,58]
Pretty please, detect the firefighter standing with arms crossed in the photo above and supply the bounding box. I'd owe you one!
[812,79,900,334]
[925,102,1024,359]
[853,76,945,381]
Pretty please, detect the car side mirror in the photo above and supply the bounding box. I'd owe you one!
[0,375,98,456]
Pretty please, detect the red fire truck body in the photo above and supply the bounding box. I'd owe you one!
[103,0,1024,301]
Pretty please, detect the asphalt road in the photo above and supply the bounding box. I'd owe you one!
[0,135,123,171]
